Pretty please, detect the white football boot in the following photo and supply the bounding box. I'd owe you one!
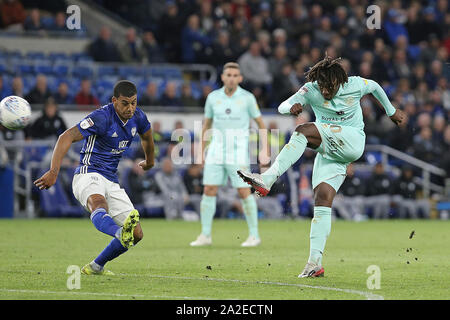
[241,236,261,247]
[298,262,325,278]
[190,234,212,247]
[237,170,271,197]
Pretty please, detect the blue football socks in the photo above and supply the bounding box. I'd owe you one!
[90,208,121,239]
[94,238,128,267]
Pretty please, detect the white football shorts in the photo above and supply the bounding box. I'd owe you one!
[72,172,134,226]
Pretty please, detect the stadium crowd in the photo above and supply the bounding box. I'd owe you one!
[0,0,449,218]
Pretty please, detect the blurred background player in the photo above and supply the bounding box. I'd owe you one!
[34,80,155,275]
[238,54,407,277]
[190,62,269,247]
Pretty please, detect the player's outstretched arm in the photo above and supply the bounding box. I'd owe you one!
[34,126,84,190]
[138,128,155,171]
[364,78,408,127]
[278,99,303,116]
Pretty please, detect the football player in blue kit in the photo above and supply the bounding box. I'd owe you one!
[34,80,155,275]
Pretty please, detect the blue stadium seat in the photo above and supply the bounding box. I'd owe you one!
[72,66,93,78]
[98,65,117,76]
[164,67,182,79]
[53,64,70,77]
[118,66,143,78]
[37,169,84,217]
[25,51,46,60]
[34,62,53,75]
[48,52,69,61]
[16,64,35,75]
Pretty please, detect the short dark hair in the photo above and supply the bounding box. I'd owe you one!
[113,80,137,98]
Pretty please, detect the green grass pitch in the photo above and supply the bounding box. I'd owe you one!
[0,218,449,300]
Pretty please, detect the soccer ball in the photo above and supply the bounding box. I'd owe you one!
[0,96,32,130]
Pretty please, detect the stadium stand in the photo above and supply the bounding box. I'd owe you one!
[0,0,448,220]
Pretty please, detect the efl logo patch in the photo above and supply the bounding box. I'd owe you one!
[80,118,94,129]
[299,86,308,95]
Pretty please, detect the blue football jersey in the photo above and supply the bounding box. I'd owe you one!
[74,103,151,183]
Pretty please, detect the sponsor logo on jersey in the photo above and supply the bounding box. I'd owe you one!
[118,140,128,148]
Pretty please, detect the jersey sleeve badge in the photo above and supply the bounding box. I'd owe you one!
[80,117,94,129]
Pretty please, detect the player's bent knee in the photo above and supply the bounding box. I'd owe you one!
[87,194,108,213]
[295,123,321,147]
[314,183,336,207]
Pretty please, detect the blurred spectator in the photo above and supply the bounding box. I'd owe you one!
[26,97,67,140]
[87,26,122,62]
[53,82,73,105]
[11,76,24,98]
[365,163,394,219]
[181,14,212,63]
[119,28,147,63]
[268,45,289,77]
[211,30,235,68]
[238,41,272,89]
[154,157,190,220]
[199,83,213,107]
[0,77,11,99]
[383,9,409,45]
[388,118,414,153]
[180,83,199,107]
[157,0,184,62]
[270,62,297,107]
[333,164,367,221]
[49,11,68,32]
[392,166,430,218]
[142,30,166,63]
[23,8,44,31]
[0,122,25,165]
[256,30,272,58]
[412,126,441,165]
[288,3,311,40]
[127,158,162,207]
[183,164,203,214]
[439,125,450,177]
[74,79,100,106]
[314,16,334,49]
[0,0,26,29]
[25,74,52,104]
[160,82,181,107]
[139,82,160,106]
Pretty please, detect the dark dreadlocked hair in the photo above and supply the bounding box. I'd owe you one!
[305,54,348,95]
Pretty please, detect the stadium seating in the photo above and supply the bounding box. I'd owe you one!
[37,168,85,217]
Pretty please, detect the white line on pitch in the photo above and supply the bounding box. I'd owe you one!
[0,288,212,300]
[119,273,385,300]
